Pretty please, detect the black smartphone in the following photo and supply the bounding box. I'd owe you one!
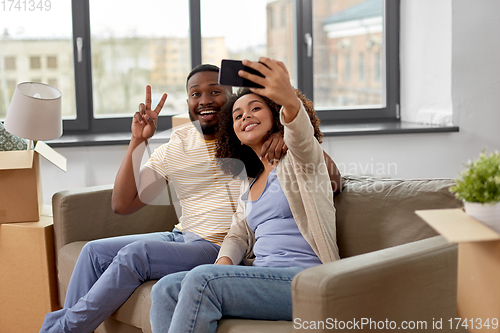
[219,59,264,88]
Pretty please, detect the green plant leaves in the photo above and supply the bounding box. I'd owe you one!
[450,150,500,203]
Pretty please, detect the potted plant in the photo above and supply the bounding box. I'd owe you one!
[450,150,500,233]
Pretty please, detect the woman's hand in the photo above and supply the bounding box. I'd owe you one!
[132,85,168,141]
[239,58,300,121]
[215,257,233,265]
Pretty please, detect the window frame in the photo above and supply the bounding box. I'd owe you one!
[66,0,399,135]
[295,0,400,123]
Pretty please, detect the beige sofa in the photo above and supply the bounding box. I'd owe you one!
[52,176,465,333]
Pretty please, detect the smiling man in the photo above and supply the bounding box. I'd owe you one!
[186,67,227,139]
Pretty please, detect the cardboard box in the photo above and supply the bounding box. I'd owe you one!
[0,216,59,332]
[416,209,500,333]
[0,141,66,223]
[172,113,191,128]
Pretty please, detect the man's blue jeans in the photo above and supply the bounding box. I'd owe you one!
[40,229,220,333]
[150,264,304,333]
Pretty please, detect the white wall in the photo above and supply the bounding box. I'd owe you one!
[40,0,500,205]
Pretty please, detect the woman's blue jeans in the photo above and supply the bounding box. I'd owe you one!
[40,230,220,333]
[150,264,304,333]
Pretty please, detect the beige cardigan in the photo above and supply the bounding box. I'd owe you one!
[217,100,340,265]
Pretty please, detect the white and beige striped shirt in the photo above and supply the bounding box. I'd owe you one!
[144,123,241,245]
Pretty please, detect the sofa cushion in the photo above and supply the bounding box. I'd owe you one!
[334,176,462,258]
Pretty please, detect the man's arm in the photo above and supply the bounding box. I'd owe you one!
[111,85,167,215]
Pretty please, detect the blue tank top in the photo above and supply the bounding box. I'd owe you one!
[242,169,323,268]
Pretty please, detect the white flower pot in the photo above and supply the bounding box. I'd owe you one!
[463,201,500,234]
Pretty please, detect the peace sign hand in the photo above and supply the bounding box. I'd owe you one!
[132,85,168,140]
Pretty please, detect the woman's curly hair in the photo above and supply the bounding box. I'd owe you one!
[215,87,322,178]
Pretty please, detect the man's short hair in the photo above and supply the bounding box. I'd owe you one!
[186,64,220,88]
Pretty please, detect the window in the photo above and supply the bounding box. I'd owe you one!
[0,3,76,121]
[4,56,16,70]
[359,53,364,81]
[47,56,58,69]
[268,7,275,29]
[281,4,287,28]
[344,52,351,83]
[30,56,41,69]
[88,0,189,124]
[375,51,381,81]
[1,0,398,132]
[299,0,399,121]
[330,53,338,79]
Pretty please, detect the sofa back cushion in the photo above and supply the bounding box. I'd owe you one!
[333,176,461,258]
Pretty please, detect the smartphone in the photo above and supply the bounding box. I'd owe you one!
[219,59,264,88]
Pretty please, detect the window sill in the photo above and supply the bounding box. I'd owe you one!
[320,120,459,137]
[46,129,173,148]
[46,121,458,148]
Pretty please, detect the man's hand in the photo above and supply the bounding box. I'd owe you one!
[261,132,288,165]
[132,85,167,141]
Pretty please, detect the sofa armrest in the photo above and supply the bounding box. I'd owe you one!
[52,184,179,258]
[292,236,465,332]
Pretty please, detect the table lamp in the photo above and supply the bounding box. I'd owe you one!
[0,82,66,223]
[4,82,62,142]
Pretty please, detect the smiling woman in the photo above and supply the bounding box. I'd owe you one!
[216,86,323,178]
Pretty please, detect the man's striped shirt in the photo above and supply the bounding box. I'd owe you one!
[144,123,241,245]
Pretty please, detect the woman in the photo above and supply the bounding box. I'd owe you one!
[150,58,340,333]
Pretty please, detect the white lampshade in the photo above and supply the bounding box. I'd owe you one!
[4,82,62,141]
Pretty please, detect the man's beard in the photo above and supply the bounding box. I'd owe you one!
[200,122,216,135]
[189,112,217,135]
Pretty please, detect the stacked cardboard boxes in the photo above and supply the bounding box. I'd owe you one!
[0,139,65,330]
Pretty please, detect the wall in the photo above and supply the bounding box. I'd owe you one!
[40,0,500,205]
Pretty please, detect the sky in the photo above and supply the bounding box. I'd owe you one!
[0,0,269,51]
